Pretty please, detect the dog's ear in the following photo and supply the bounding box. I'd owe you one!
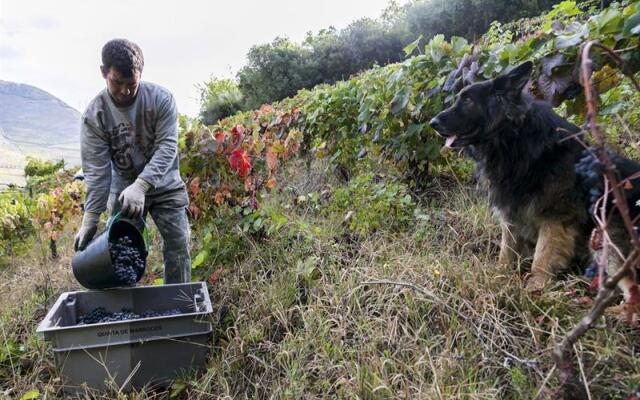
[493,61,533,95]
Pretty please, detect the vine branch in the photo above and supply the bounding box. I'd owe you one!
[553,40,640,398]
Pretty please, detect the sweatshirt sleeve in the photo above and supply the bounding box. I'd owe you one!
[81,116,112,214]
[138,92,178,188]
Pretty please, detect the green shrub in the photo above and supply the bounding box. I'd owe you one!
[24,157,63,178]
[326,173,415,235]
[0,192,34,261]
[197,78,244,125]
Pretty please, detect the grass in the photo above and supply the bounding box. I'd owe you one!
[1,160,640,399]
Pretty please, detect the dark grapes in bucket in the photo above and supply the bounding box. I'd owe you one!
[110,236,145,284]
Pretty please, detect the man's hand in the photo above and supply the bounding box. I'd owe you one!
[118,178,152,219]
[74,212,100,251]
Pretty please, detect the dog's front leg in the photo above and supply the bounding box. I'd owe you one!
[527,221,577,291]
[498,222,518,265]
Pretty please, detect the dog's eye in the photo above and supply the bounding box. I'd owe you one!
[463,96,473,104]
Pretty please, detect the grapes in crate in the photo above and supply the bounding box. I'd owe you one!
[110,235,145,284]
[77,307,182,324]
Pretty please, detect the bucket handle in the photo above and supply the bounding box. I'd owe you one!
[107,211,151,251]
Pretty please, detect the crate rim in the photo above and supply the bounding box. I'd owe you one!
[36,282,212,335]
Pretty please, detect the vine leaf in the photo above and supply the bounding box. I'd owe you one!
[556,22,588,49]
[390,88,410,115]
[624,13,640,36]
[403,35,423,56]
[537,53,573,105]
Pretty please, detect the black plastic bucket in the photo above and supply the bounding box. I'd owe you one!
[72,213,149,289]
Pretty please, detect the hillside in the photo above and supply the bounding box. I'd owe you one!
[0,81,80,186]
[2,1,640,399]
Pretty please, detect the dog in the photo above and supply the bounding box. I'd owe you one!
[429,61,640,298]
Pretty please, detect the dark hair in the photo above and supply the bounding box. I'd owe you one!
[101,39,144,77]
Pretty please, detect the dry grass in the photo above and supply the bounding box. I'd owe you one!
[2,163,640,399]
[0,236,75,313]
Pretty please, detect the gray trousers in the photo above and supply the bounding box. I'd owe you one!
[108,187,191,284]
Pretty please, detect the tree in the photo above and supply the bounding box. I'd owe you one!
[337,18,405,73]
[303,27,353,84]
[236,21,406,109]
[237,37,317,109]
[397,0,567,43]
[210,0,576,111]
[197,78,244,125]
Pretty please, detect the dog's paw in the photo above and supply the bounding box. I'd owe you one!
[605,303,626,317]
[524,273,548,294]
[497,253,510,266]
[605,303,640,325]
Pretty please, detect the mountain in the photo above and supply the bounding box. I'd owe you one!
[0,80,81,186]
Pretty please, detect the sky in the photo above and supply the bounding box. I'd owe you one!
[0,0,393,117]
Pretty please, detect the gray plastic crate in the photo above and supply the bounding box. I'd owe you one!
[37,282,213,394]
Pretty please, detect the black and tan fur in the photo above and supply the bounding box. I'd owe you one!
[430,61,640,294]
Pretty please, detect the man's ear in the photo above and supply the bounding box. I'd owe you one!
[100,65,109,79]
[493,61,533,94]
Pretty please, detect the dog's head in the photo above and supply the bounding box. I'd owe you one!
[429,61,533,148]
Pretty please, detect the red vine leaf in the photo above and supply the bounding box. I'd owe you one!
[214,131,225,154]
[229,149,252,177]
[188,177,201,196]
[244,176,255,192]
[266,148,279,171]
[259,104,273,113]
[208,268,222,285]
[214,192,225,205]
[188,203,201,220]
[232,124,246,136]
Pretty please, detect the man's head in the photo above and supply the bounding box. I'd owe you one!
[100,39,144,107]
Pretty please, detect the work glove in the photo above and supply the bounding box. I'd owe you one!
[118,178,152,219]
[74,212,100,251]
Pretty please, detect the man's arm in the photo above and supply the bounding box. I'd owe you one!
[138,93,178,188]
[81,117,112,214]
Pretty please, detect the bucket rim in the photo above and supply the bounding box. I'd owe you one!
[108,211,150,251]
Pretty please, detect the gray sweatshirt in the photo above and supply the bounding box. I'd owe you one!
[81,81,185,214]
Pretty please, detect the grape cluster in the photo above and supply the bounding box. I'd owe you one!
[141,309,182,318]
[575,150,605,213]
[77,307,111,324]
[110,236,145,284]
[583,262,598,279]
[77,307,182,325]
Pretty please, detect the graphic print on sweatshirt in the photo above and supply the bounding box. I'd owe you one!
[111,122,135,176]
[109,119,156,180]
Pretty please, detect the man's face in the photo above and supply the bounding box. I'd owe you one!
[101,66,141,107]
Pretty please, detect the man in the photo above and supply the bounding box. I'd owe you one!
[74,38,191,284]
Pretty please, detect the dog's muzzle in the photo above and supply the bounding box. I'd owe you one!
[430,117,458,148]
[429,117,442,133]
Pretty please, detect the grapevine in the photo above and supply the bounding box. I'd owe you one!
[34,180,85,258]
[0,192,34,260]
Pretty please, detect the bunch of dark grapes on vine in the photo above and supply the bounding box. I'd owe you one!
[583,262,598,279]
[110,236,145,284]
[77,307,182,324]
[576,149,605,213]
